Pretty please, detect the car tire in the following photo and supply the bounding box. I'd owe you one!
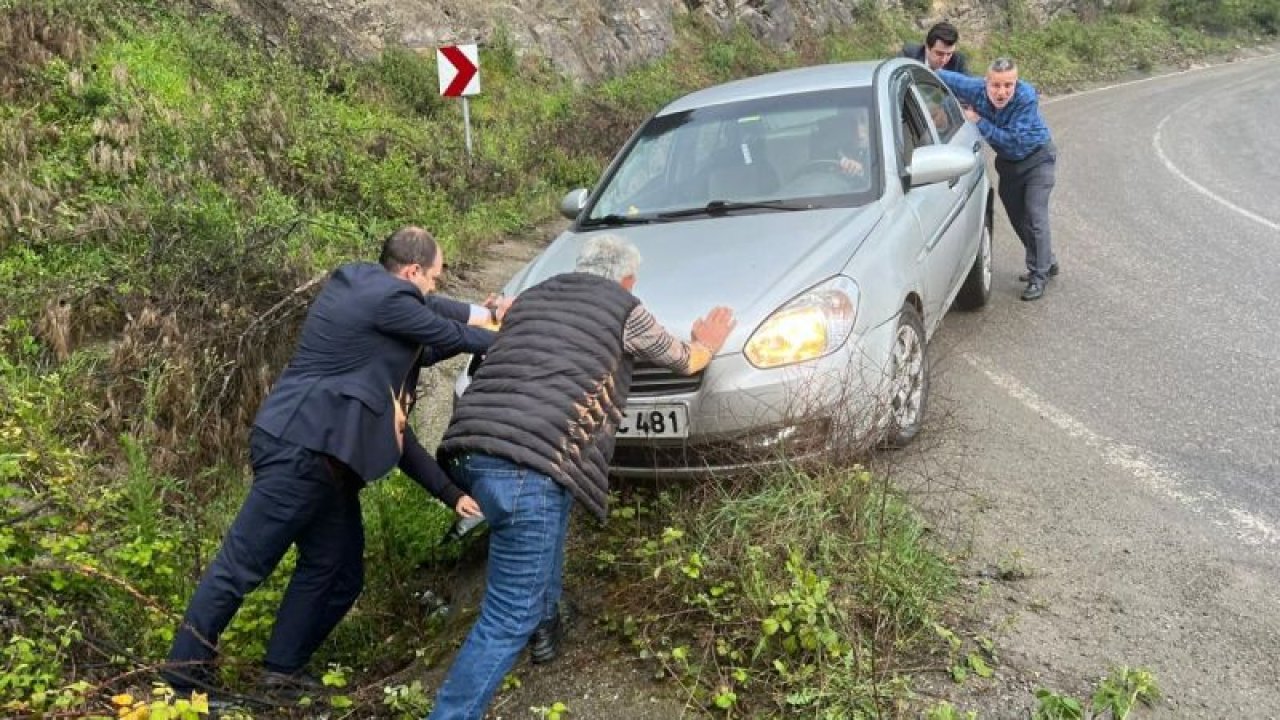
[883,302,929,448]
[954,219,992,311]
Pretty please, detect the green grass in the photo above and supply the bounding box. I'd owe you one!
[585,465,955,715]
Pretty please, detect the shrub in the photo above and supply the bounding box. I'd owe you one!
[587,466,954,715]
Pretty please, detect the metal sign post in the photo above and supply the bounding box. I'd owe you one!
[462,96,473,160]
[437,44,481,162]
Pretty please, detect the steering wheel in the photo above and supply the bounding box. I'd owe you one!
[787,159,865,194]
[793,159,846,176]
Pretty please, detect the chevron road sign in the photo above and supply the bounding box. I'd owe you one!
[437,43,481,159]
[437,44,480,97]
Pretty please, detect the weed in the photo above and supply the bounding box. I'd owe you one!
[383,680,432,719]
[589,465,954,715]
[532,700,570,719]
[1034,666,1159,719]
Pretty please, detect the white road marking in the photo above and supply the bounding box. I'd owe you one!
[1040,50,1280,230]
[1152,112,1280,232]
[964,352,1280,548]
[1041,51,1280,106]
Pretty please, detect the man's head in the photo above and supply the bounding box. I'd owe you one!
[575,234,641,291]
[984,57,1019,110]
[923,21,960,71]
[380,226,444,295]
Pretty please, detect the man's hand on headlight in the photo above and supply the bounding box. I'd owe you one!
[692,306,736,354]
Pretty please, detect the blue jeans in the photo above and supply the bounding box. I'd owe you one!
[428,453,572,720]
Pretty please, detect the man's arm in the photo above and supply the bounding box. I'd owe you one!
[424,294,509,328]
[398,427,465,509]
[376,286,495,357]
[623,305,734,376]
[935,69,984,106]
[422,294,471,324]
[973,88,1046,160]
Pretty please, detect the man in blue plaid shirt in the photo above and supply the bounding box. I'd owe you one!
[938,58,1058,301]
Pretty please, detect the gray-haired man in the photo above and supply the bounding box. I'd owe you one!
[938,57,1058,300]
[427,235,734,720]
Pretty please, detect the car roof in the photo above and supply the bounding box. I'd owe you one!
[658,58,912,116]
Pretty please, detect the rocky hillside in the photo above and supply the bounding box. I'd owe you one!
[200,0,1081,81]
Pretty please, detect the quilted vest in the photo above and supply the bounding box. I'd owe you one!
[440,272,640,519]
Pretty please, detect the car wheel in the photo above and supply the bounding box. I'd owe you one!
[884,303,929,447]
[954,220,992,311]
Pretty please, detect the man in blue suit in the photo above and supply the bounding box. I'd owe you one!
[163,226,502,700]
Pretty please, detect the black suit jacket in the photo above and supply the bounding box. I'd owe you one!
[254,262,494,503]
[901,42,969,75]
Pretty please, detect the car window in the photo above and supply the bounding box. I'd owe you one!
[914,80,964,141]
[584,87,880,220]
[897,90,932,167]
[598,131,677,210]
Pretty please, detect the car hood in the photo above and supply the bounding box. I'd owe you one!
[507,206,883,352]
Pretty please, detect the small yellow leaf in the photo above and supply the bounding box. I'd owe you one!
[191,692,209,713]
[112,694,135,706]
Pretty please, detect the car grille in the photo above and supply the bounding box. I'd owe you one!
[469,357,701,397]
[628,361,702,397]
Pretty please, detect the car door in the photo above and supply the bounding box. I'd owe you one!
[893,73,961,330]
[911,68,986,310]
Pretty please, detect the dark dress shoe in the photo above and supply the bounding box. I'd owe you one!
[529,613,563,664]
[1020,280,1045,301]
[1018,263,1059,282]
[257,669,327,704]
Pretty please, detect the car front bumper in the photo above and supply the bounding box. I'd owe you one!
[610,317,900,478]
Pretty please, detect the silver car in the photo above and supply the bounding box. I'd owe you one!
[458,58,993,476]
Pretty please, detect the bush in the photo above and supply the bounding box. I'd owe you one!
[1162,0,1280,34]
[586,466,954,715]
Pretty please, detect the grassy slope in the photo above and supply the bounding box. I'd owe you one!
[0,0,1274,716]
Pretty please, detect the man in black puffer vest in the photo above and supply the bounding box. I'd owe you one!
[428,235,735,720]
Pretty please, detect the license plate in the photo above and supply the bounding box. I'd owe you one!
[616,404,689,439]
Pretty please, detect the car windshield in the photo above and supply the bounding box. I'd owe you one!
[584,87,878,224]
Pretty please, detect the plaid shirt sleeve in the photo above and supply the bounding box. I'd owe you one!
[976,83,1050,161]
[622,304,711,375]
[936,69,985,106]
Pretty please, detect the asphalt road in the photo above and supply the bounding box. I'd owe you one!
[912,52,1280,716]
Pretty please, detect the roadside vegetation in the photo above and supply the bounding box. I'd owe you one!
[1,0,1273,716]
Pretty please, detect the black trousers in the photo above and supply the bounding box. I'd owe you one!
[164,428,363,686]
[995,142,1058,282]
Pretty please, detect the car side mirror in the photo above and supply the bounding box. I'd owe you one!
[559,188,590,220]
[905,145,977,188]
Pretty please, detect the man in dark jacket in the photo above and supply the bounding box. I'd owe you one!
[902,21,968,74]
[426,235,735,720]
[162,226,503,699]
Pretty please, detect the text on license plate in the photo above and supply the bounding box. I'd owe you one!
[616,404,689,438]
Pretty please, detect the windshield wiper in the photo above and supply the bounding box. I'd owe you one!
[579,213,655,228]
[657,199,818,219]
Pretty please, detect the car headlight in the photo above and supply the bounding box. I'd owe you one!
[744,276,859,369]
